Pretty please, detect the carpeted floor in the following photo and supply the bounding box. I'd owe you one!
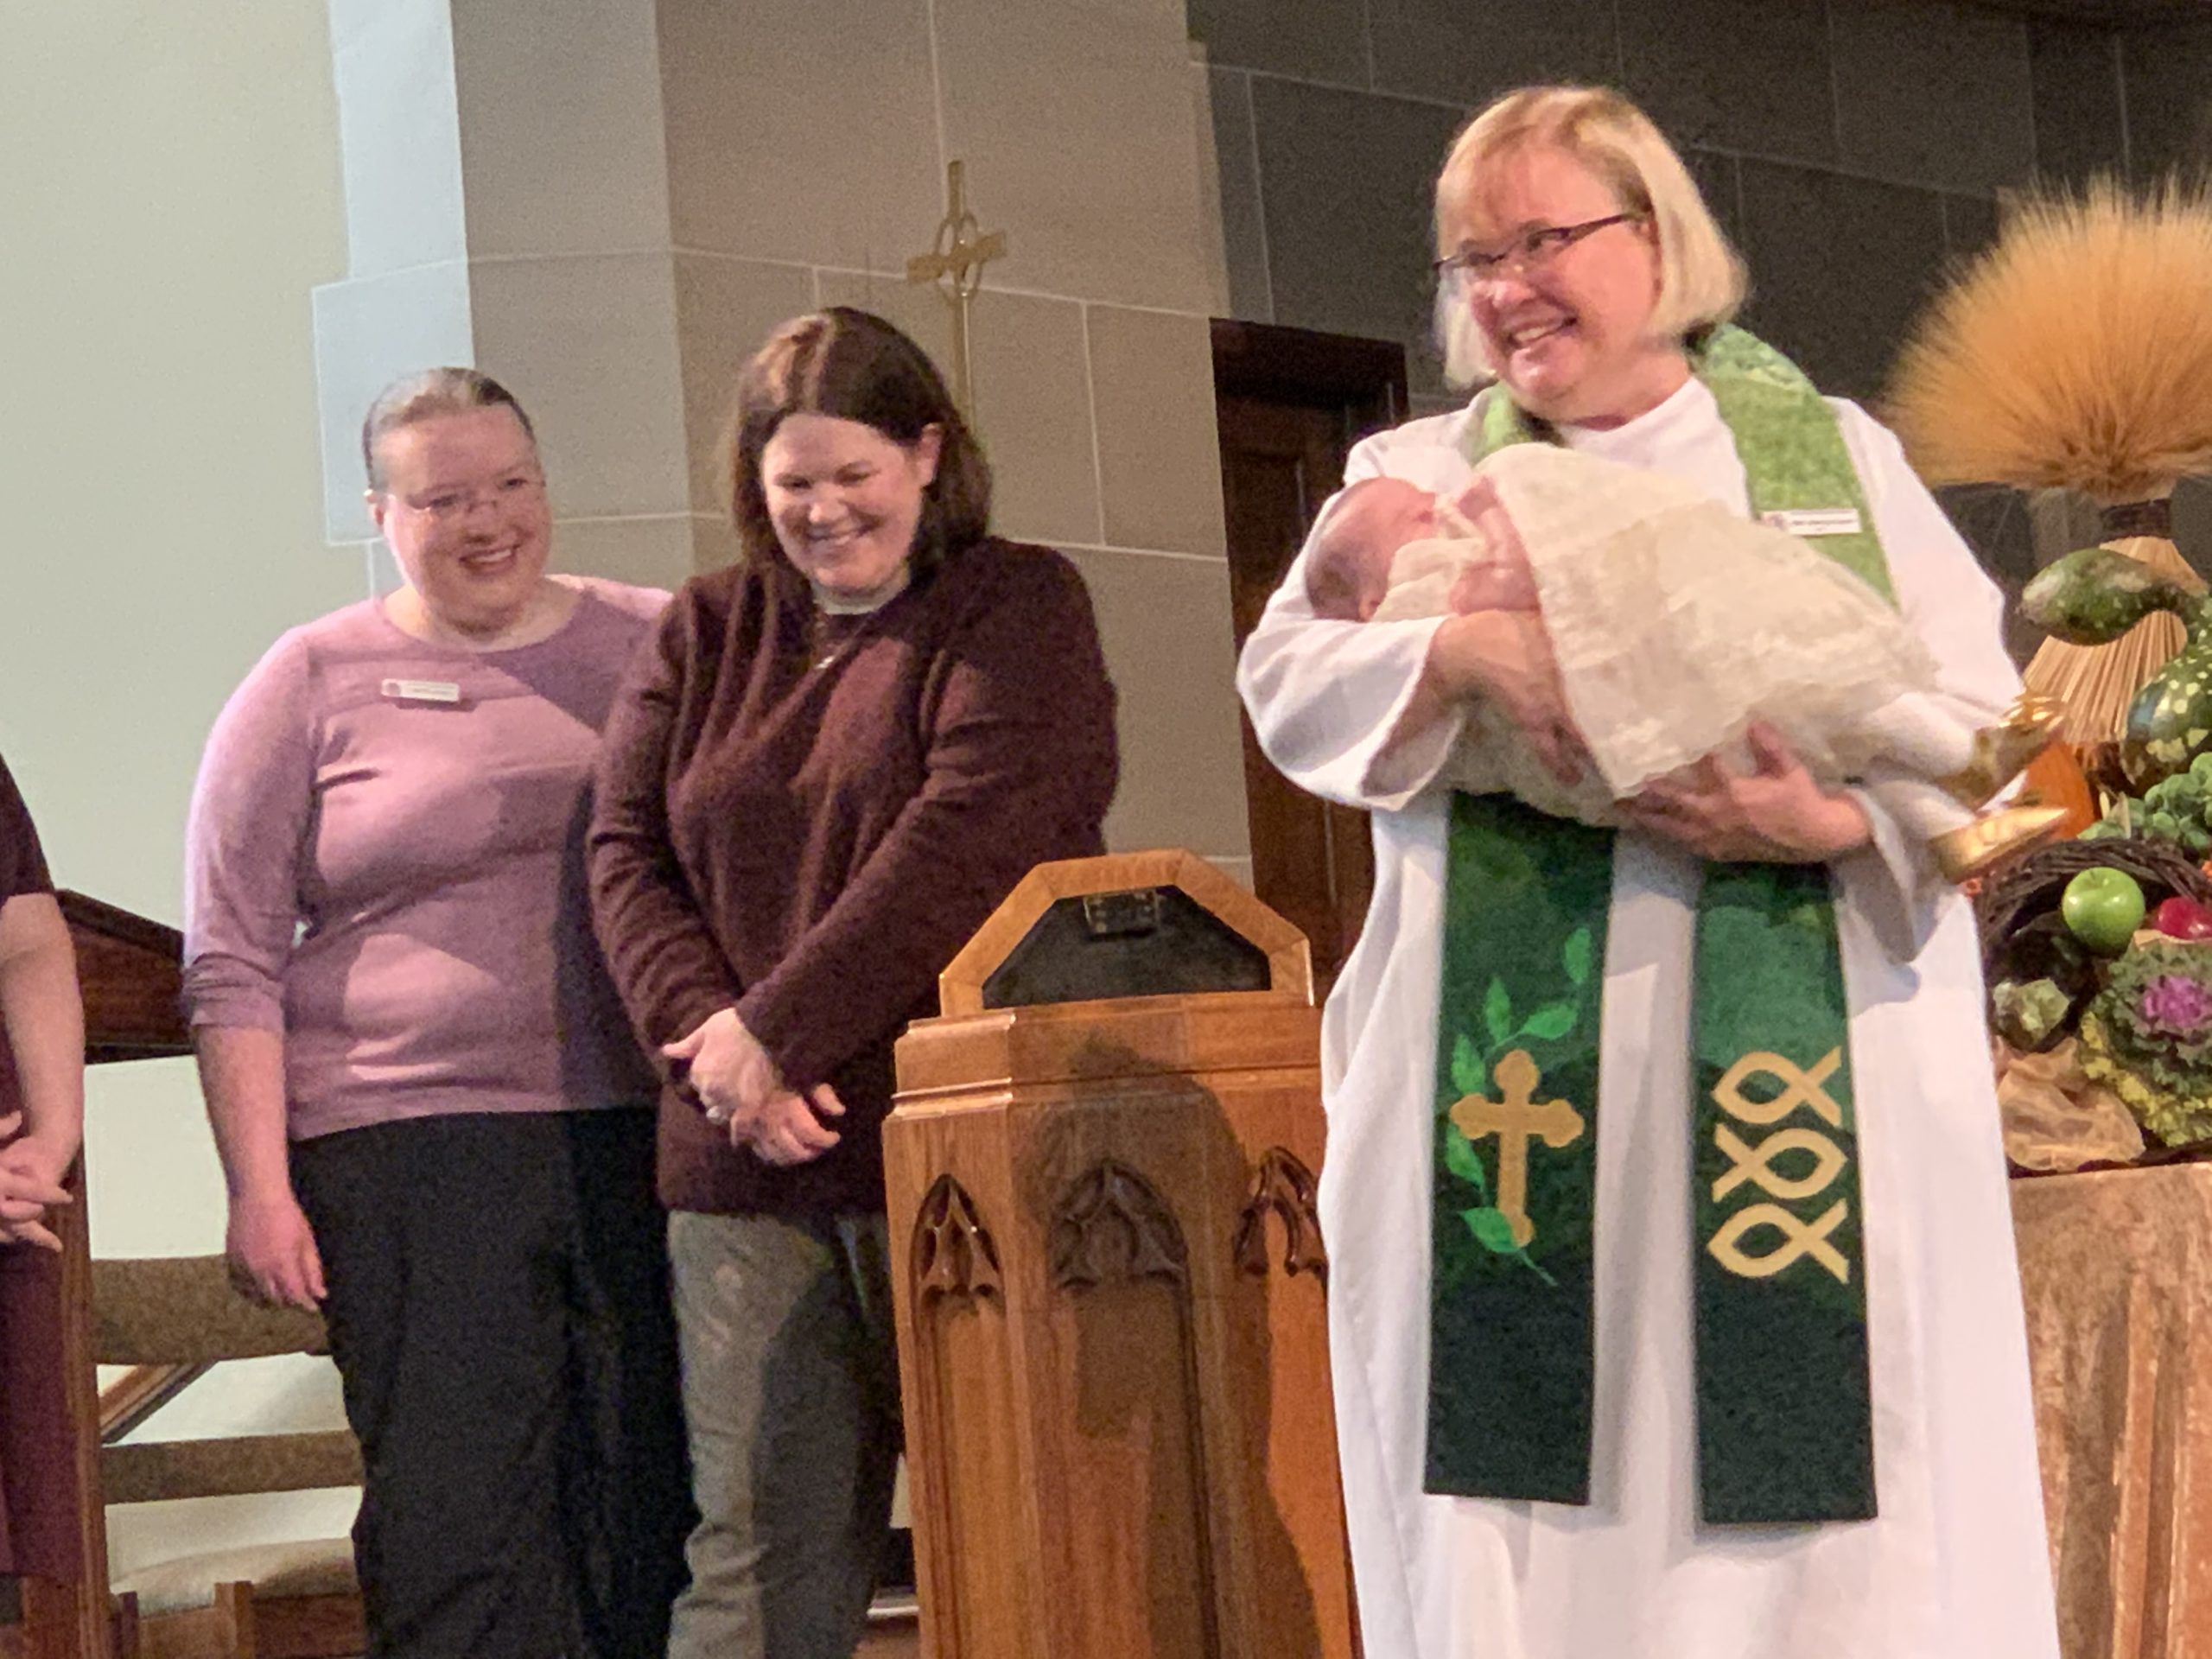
[857,1623,921,1657]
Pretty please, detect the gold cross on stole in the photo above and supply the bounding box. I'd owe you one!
[1449,1050,1585,1247]
[906,159,1007,421]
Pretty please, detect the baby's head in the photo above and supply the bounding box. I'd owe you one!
[1306,477,1438,621]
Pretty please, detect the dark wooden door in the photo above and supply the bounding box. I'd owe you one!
[1213,321,1408,994]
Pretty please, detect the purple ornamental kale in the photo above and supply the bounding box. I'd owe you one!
[2139,972,2212,1035]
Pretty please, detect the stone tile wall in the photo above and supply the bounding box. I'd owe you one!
[1194,0,2209,634]
[1197,0,2119,408]
[2119,16,2212,184]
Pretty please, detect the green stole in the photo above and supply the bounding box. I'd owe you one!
[1425,325,1879,1526]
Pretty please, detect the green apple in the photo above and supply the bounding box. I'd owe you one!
[2062,868,2147,956]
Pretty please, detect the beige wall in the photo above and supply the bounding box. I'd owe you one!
[2,7,357,920]
[0,3,361,1571]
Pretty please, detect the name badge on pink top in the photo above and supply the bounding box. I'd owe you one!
[380,678,463,704]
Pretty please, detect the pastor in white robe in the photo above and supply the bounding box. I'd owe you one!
[1236,376,2059,1659]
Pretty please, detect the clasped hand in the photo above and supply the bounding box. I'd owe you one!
[0,1110,72,1252]
[663,1008,846,1166]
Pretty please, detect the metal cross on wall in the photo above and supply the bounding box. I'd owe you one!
[906,159,1007,423]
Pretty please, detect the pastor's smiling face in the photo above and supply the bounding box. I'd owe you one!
[1445,143,1674,428]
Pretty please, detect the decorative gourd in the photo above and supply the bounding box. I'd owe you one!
[2024,546,2212,787]
[2021,742,2100,838]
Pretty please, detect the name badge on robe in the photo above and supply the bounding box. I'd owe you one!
[1761,506,1863,537]
[380,678,463,704]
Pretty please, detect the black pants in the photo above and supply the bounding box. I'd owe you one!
[293,1109,694,1659]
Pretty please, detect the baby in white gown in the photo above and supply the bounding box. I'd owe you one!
[1303,445,2052,874]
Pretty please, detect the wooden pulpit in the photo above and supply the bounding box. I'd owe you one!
[884,851,1359,1659]
[8,893,192,1659]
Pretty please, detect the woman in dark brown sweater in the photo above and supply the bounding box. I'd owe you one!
[588,308,1119,1658]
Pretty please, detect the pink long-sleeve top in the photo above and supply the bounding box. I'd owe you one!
[183,580,665,1141]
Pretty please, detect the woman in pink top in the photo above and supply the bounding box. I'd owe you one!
[183,371,691,1659]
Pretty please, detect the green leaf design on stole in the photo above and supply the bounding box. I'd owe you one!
[1483,978,1515,1048]
[1465,1207,1520,1254]
[1563,925,1592,987]
[1521,1002,1578,1041]
[1450,1033,1489,1099]
[1442,1118,1491,1200]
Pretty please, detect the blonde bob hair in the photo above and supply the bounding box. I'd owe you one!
[1433,86,1748,387]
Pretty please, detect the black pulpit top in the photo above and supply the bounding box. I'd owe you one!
[982,887,1273,1009]
[938,849,1313,1017]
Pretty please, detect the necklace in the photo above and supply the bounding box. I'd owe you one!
[803,565,908,671]
[806,610,844,671]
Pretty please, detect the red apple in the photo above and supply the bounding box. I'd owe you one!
[2154,895,2212,940]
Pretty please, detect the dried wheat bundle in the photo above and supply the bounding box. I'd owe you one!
[1890,181,2212,502]
[2024,535,2205,742]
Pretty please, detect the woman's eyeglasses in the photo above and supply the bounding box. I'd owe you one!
[386,472,548,523]
[1433,213,1643,287]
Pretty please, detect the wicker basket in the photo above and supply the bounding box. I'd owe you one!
[1976,841,2212,1054]
[1977,838,2212,969]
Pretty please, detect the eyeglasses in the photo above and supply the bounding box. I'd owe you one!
[385,471,547,523]
[1433,213,1643,287]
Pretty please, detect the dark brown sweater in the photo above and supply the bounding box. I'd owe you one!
[0,754,54,1127]
[0,753,74,1580]
[588,538,1119,1215]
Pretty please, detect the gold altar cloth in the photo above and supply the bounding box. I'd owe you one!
[2013,1162,2212,1657]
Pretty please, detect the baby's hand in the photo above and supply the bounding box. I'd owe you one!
[1448,560,1540,613]
[1446,479,1540,613]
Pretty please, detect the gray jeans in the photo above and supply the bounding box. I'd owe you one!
[664,1210,901,1659]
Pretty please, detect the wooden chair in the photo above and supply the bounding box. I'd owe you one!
[91,1256,362,1659]
[9,897,361,1659]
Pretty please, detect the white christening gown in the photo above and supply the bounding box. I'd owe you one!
[1374,442,1980,844]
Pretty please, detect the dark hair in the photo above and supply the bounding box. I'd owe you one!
[361,368,537,490]
[723,308,992,587]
